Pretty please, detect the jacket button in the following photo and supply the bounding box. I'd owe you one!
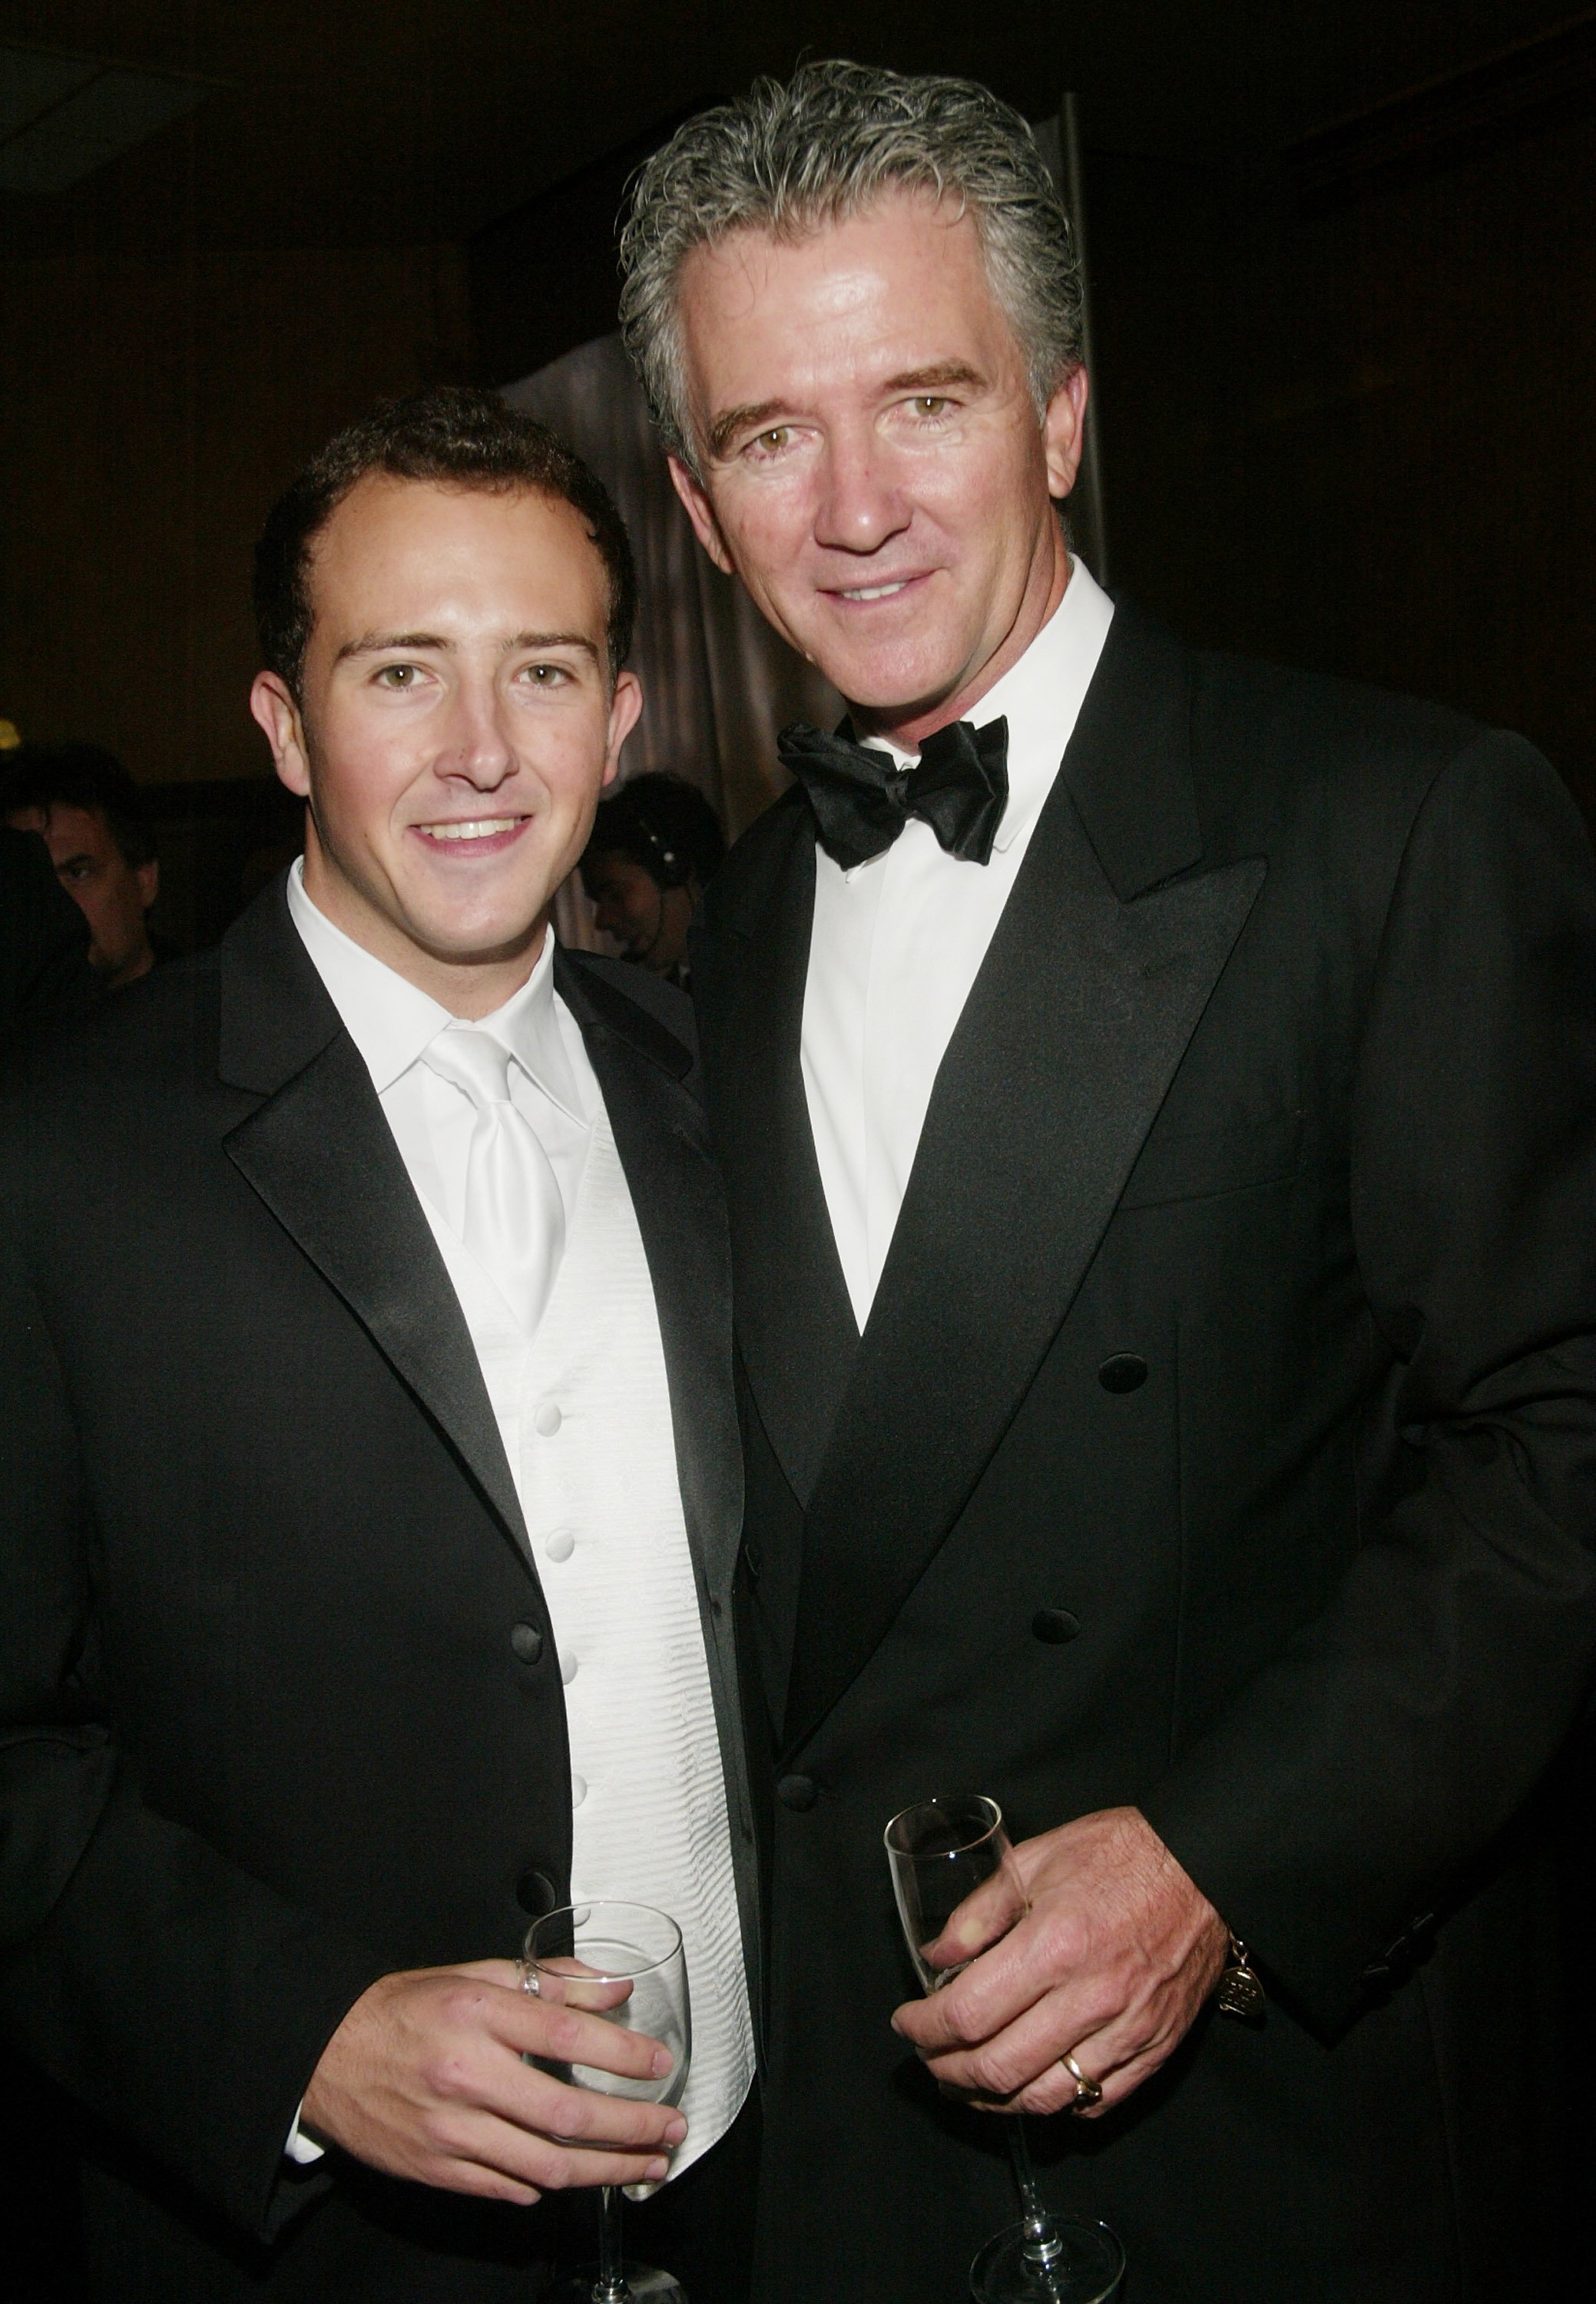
[1098,1352,1148,1393]
[776,1773,817,1812]
[1032,1608,1081,1644]
[510,1622,545,1664]
[516,1868,558,1917]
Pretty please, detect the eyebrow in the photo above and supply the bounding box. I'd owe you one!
[333,629,600,664]
[706,362,991,460]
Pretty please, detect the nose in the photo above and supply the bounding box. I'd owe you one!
[812,427,910,558]
[438,672,517,786]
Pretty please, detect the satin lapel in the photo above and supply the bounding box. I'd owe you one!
[782,607,1267,1754]
[693,793,859,1508]
[558,955,743,1609]
[217,885,533,1571]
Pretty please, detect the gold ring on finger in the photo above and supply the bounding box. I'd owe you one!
[1061,2051,1103,2113]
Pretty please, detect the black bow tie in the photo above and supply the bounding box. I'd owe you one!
[776,716,1009,871]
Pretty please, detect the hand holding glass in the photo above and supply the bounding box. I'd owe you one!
[523,1901,692,2304]
[885,1796,1124,2304]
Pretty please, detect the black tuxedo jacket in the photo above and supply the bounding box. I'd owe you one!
[0,881,757,2301]
[693,601,1596,2303]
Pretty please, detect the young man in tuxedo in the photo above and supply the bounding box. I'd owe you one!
[0,389,757,2301]
[619,62,1596,2302]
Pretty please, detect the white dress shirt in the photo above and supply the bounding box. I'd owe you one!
[287,860,595,1281]
[283,865,753,2173]
[802,558,1115,1329]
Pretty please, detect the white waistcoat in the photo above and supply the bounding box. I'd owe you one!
[416,1105,753,2178]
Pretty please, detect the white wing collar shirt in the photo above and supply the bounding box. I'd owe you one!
[802,556,1116,1330]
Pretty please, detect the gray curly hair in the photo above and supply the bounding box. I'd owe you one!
[618,60,1083,472]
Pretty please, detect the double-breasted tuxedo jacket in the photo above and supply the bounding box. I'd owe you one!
[692,600,1596,2302]
[0,883,757,2301]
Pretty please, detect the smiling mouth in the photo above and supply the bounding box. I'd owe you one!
[832,578,919,603]
[412,816,528,845]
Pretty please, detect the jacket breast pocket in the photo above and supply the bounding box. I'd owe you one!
[1118,1112,1303,1211]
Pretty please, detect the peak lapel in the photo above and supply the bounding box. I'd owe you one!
[556,954,743,1609]
[782,608,1266,1755]
[694,796,859,1508]
[217,884,533,1571]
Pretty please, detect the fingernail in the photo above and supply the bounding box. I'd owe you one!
[647,2158,670,2180]
[889,2016,906,2037]
[651,2049,674,2077]
[664,2117,687,2144]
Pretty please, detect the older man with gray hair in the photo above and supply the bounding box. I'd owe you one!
[620,58,1596,2304]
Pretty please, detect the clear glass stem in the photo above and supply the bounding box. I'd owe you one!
[1007,2118,1065,2270]
[594,2185,630,2304]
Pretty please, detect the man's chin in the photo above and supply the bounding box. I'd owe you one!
[806,631,972,724]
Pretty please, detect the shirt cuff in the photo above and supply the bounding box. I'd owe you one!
[284,2103,326,2164]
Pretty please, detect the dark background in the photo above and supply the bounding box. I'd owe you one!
[2,1,1594,950]
[2,6,1593,2290]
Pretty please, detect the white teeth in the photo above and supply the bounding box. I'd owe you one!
[418,819,521,842]
[840,581,910,601]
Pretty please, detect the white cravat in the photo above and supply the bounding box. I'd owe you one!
[801,558,1115,1329]
[422,1025,567,1336]
[283,862,592,1309]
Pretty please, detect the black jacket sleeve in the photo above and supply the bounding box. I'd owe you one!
[0,1236,382,2241]
[1141,730,1596,2032]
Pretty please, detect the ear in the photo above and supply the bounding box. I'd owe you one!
[603,669,645,790]
[1041,365,1091,504]
[667,454,737,577]
[250,670,312,799]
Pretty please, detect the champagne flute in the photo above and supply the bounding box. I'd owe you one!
[523,1900,692,2304]
[884,1796,1124,2304]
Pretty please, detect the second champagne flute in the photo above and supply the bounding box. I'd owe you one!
[885,1794,1124,2304]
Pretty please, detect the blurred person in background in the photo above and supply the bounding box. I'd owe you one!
[1,742,159,989]
[0,823,98,1063]
[579,770,727,986]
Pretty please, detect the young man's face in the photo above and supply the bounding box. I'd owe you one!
[6,803,157,988]
[251,477,641,1010]
[669,191,1086,741]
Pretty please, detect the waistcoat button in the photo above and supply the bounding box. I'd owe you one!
[1032,1608,1081,1645]
[535,1402,563,1436]
[509,1621,545,1664]
[776,1773,817,1812]
[544,1530,575,1563]
[1098,1353,1148,1393]
[571,1774,588,1808]
[516,1868,557,1916]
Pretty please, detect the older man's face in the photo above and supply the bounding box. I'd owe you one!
[669,191,1085,740]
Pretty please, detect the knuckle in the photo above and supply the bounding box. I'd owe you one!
[966,2049,1014,2098]
[553,2089,594,2137]
[548,2009,584,2057]
[422,2052,474,2103]
[425,2110,474,2157]
[940,1999,981,2050]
